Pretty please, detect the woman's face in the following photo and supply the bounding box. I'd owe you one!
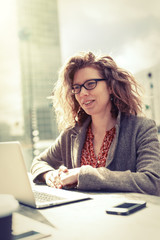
[73,67,112,118]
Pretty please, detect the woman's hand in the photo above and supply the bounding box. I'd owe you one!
[43,166,68,188]
[60,168,80,188]
[42,166,80,189]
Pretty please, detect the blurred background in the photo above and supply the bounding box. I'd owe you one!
[0,0,160,170]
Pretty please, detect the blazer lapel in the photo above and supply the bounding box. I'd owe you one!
[71,117,91,168]
[71,133,81,168]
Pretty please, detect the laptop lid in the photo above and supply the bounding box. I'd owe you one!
[0,142,91,208]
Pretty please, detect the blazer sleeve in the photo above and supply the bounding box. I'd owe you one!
[30,134,64,183]
[77,118,160,196]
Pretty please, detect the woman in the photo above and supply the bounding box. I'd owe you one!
[31,51,160,196]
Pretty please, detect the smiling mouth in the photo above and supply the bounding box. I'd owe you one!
[83,100,94,106]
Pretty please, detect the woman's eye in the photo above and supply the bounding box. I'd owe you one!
[74,85,80,90]
[86,81,95,87]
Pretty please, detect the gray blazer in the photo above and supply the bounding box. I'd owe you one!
[31,113,160,196]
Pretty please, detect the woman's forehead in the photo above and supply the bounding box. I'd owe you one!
[73,67,102,84]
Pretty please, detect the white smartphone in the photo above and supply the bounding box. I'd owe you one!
[106,200,146,215]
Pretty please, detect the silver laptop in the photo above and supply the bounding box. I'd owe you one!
[0,141,91,209]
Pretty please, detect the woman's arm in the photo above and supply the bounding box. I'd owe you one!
[77,119,160,196]
[30,135,64,183]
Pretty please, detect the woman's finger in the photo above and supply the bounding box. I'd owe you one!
[58,166,69,175]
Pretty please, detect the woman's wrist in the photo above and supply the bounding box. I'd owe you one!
[40,171,52,182]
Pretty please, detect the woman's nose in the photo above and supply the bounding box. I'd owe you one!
[79,86,89,96]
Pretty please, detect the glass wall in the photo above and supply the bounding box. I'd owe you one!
[0,0,61,170]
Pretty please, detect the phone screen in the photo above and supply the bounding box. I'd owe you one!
[106,201,146,215]
[115,203,138,208]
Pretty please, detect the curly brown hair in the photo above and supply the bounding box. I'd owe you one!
[52,51,143,131]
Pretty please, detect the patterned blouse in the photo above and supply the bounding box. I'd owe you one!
[81,125,116,168]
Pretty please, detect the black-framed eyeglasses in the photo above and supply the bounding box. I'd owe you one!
[72,78,106,94]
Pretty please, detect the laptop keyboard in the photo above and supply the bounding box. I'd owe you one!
[33,191,65,203]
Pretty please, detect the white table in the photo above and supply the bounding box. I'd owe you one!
[13,191,160,240]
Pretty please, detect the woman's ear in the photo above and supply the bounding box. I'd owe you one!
[108,87,112,94]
